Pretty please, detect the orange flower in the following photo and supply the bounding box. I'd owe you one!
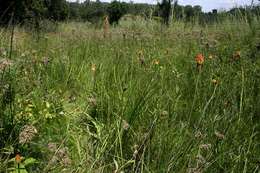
[91,64,96,72]
[195,54,204,65]
[15,153,22,163]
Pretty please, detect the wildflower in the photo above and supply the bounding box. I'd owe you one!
[208,54,213,59]
[161,110,168,116]
[19,125,38,144]
[0,59,13,71]
[195,131,204,138]
[88,97,97,106]
[42,57,49,65]
[233,51,241,60]
[215,131,225,139]
[199,144,211,150]
[122,120,130,130]
[15,153,22,163]
[138,50,145,65]
[153,59,160,65]
[195,54,204,65]
[48,143,57,152]
[91,64,96,72]
[211,79,219,85]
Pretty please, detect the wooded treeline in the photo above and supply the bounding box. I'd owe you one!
[0,0,259,26]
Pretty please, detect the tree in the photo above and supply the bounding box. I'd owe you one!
[107,1,126,25]
[80,1,106,24]
[45,0,69,21]
[68,2,81,20]
[172,0,184,20]
[158,0,172,25]
[184,5,194,21]
[193,5,202,17]
[0,0,46,25]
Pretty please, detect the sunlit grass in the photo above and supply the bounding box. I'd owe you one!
[0,19,260,172]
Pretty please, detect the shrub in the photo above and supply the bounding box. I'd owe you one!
[107,1,127,25]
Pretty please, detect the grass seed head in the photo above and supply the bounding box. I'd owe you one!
[0,59,13,71]
[215,131,225,139]
[122,120,130,130]
[195,131,205,139]
[199,144,211,150]
[88,97,97,106]
[19,125,38,144]
[233,51,241,60]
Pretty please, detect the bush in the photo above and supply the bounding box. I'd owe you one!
[107,1,127,25]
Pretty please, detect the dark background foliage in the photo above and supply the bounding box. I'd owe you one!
[0,0,259,27]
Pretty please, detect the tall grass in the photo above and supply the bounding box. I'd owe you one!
[0,17,260,172]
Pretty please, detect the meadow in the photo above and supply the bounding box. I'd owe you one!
[0,17,260,172]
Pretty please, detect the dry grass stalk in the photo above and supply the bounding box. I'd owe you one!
[103,16,109,38]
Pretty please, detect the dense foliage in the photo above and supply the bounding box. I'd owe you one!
[1,0,260,26]
[107,1,127,24]
[0,0,68,25]
[158,0,172,25]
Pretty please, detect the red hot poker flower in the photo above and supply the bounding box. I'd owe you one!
[195,53,205,65]
[15,153,22,163]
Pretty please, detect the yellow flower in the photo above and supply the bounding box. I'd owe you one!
[208,54,213,59]
[91,64,96,72]
[211,79,219,85]
[153,59,160,65]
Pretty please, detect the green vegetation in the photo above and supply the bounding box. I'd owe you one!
[1,17,260,172]
[0,1,260,172]
[107,1,127,25]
